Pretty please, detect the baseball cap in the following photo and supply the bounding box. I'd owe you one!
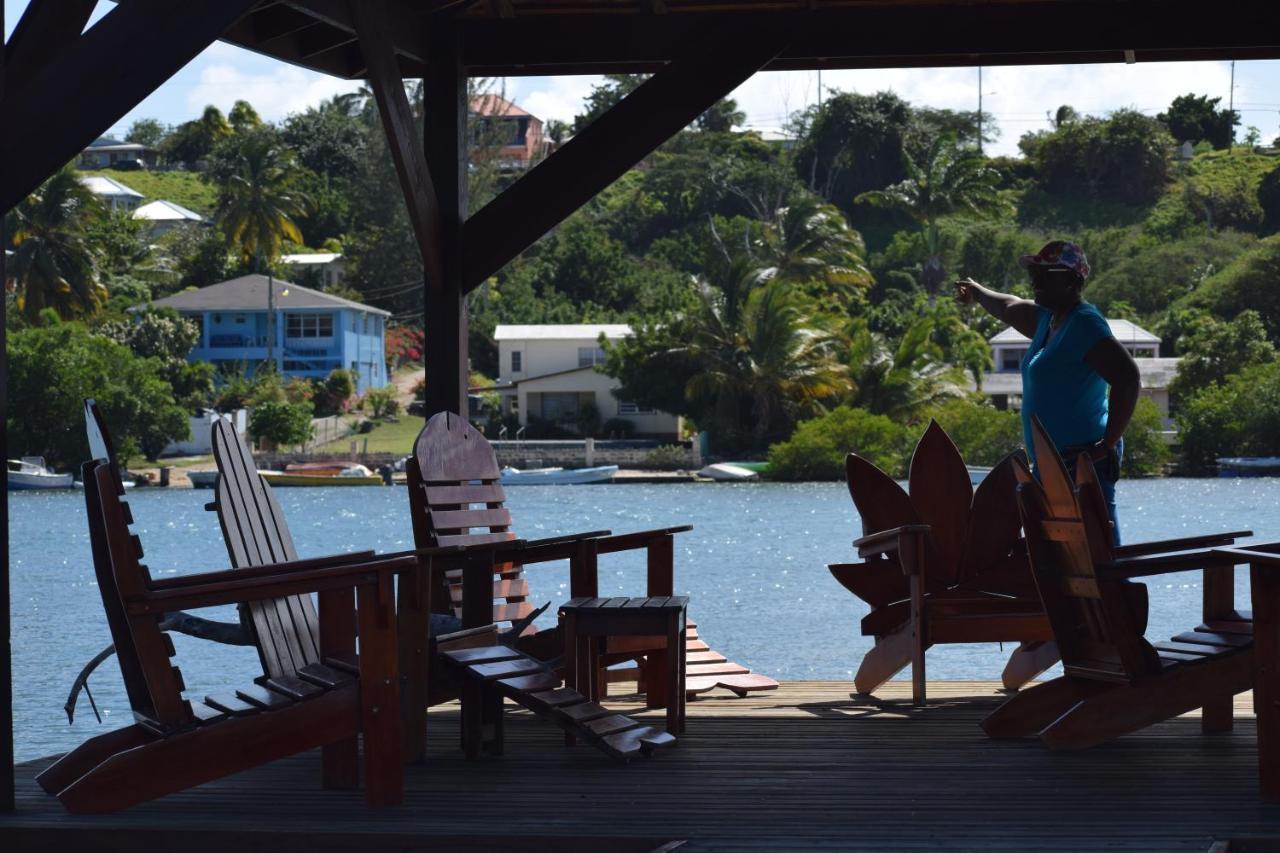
[1018,240,1090,280]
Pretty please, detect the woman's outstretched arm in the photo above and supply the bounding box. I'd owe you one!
[954,278,1039,338]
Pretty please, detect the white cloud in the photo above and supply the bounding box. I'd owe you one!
[185,60,363,123]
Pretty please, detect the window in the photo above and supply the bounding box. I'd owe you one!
[618,400,654,415]
[511,350,522,372]
[541,392,582,422]
[577,347,606,368]
[1000,348,1026,372]
[285,313,334,339]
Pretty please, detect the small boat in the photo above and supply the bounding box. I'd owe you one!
[8,457,74,490]
[259,462,384,487]
[697,463,759,482]
[500,465,617,485]
[966,465,992,485]
[188,470,219,489]
[1217,457,1280,478]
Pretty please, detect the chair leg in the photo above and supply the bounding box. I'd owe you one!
[482,686,505,756]
[853,624,912,696]
[322,737,359,789]
[982,677,1105,739]
[36,724,153,795]
[1202,694,1234,733]
[461,681,484,758]
[1001,640,1061,691]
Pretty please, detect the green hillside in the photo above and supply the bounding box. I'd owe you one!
[83,168,218,216]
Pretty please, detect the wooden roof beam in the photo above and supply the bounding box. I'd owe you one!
[3,0,97,92]
[0,0,261,214]
[352,0,445,293]
[281,0,428,65]
[460,23,789,291]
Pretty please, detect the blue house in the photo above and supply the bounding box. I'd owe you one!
[140,274,390,392]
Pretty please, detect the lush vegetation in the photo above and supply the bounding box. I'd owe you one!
[5,84,1279,475]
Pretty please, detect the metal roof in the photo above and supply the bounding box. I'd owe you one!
[80,175,143,198]
[139,274,390,316]
[494,324,632,341]
[989,318,1161,346]
[281,252,343,265]
[132,200,203,222]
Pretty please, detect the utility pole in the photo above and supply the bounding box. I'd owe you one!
[977,66,983,155]
[1229,59,1236,148]
[817,68,822,109]
[266,270,275,371]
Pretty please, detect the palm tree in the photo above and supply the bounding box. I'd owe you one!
[682,252,849,445]
[215,129,310,267]
[754,196,873,309]
[845,317,965,420]
[855,134,1008,293]
[4,165,107,322]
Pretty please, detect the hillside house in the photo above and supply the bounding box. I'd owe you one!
[80,174,143,211]
[494,324,682,440]
[471,94,546,171]
[77,135,159,170]
[977,318,1178,422]
[281,252,346,289]
[132,199,204,236]
[140,274,389,392]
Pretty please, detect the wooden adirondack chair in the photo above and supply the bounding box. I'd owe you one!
[830,421,1057,704]
[37,452,412,813]
[981,417,1253,750]
[207,414,679,761]
[409,411,779,700]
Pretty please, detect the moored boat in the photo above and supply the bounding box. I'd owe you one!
[697,463,759,482]
[259,462,384,486]
[1217,457,1280,477]
[500,465,617,485]
[8,457,74,490]
[188,470,219,489]
[966,465,992,485]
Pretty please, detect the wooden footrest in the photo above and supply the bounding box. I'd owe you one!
[441,643,677,760]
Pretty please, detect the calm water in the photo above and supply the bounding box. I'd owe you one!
[10,478,1280,760]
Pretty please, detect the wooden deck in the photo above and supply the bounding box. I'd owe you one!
[3,681,1279,852]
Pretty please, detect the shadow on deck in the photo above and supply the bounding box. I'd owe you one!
[3,681,1278,852]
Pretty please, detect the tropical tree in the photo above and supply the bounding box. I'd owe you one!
[4,166,107,323]
[213,127,311,269]
[753,196,873,309]
[855,134,1007,293]
[843,316,965,420]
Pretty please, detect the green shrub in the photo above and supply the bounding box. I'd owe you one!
[1175,361,1280,473]
[1086,231,1256,318]
[362,386,399,419]
[767,406,908,481]
[314,368,356,416]
[1179,236,1280,340]
[642,445,688,469]
[1122,396,1171,476]
[601,418,636,438]
[1260,164,1280,236]
[248,399,314,449]
[924,398,1023,466]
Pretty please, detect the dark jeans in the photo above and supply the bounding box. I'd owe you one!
[1059,438,1123,546]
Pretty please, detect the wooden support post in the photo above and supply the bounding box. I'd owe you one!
[0,0,260,213]
[421,22,468,416]
[1,0,12,812]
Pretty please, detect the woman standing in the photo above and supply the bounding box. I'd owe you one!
[955,240,1140,542]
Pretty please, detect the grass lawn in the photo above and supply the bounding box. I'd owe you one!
[84,168,218,215]
[316,416,425,455]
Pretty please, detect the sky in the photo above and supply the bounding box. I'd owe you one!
[6,0,1280,159]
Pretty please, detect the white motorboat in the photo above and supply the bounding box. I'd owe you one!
[8,457,74,490]
[500,465,618,485]
[697,463,759,482]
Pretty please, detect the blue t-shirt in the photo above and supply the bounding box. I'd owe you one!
[1021,302,1113,465]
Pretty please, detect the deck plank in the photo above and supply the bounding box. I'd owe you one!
[3,681,1278,851]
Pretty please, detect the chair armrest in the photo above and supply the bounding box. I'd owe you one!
[149,549,378,590]
[128,554,422,614]
[1212,544,1280,568]
[1096,548,1247,580]
[852,525,931,564]
[594,525,693,555]
[1114,530,1252,558]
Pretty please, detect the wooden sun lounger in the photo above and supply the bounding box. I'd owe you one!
[207,414,675,761]
[37,416,413,812]
[408,411,778,702]
[982,416,1254,750]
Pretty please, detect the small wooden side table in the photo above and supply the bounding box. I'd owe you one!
[560,596,689,737]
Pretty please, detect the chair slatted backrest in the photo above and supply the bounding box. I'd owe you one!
[407,412,533,630]
[1017,417,1160,683]
[210,416,321,679]
[82,454,194,732]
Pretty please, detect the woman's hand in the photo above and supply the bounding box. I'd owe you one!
[954,277,979,305]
